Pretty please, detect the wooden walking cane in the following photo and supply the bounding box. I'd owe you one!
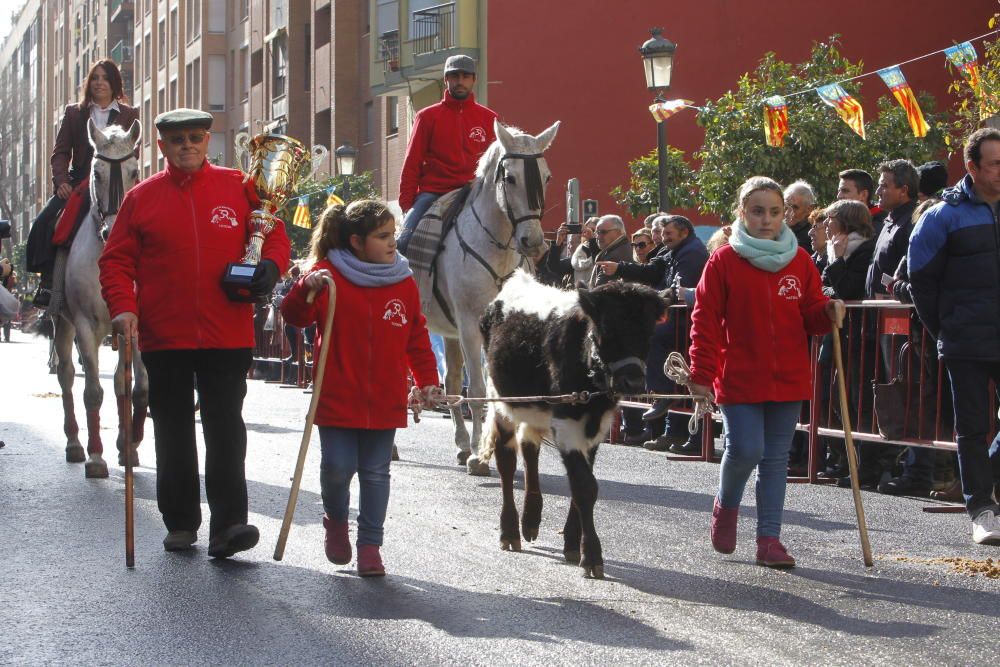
[115,333,136,568]
[274,275,336,561]
[830,309,875,567]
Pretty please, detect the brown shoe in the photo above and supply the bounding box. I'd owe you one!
[930,478,963,503]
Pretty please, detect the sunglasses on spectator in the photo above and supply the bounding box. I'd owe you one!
[164,132,208,146]
[631,241,650,249]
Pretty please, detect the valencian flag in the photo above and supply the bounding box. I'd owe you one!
[763,95,789,147]
[816,83,865,139]
[649,99,693,122]
[326,188,345,207]
[877,66,929,138]
[944,41,982,91]
[292,195,312,229]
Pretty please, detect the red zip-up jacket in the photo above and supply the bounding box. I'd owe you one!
[398,90,498,211]
[99,161,290,351]
[688,245,830,405]
[280,260,439,429]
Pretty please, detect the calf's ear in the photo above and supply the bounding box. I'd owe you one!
[577,287,599,321]
[651,296,670,324]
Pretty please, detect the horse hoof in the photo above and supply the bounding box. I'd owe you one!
[66,445,85,463]
[117,450,140,467]
[564,550,581,565]
[583,565,605,579]
[501,539,522,552]
[466,457,490,477]
[456,450,471,466]
[85,459,109,479]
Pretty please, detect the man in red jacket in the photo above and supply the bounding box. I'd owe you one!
[100,108,290,559]
[396,55,498,255]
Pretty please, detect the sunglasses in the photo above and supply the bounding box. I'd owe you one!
[164,132,208,146]
[631,241,650,249]
[596,229,614,236]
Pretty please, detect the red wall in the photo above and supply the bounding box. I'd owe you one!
[487,0,993,229]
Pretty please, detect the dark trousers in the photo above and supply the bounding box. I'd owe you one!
[944,358,1000,517]
[25,193,70,274]
[143,348,253,536]
[646,320,677,394]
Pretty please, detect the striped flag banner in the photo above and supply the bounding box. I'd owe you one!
[763,95,789,147]
[944,41,997,115]
[649,99,693,123]
[877,66,929,138]
[292,195,312,229]
[816,83,865,139]
[326,188,345,207]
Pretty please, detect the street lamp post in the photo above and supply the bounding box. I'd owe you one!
[334,142,359,202]
[639,28,676,213]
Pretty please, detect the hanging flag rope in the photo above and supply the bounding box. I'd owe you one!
[816,83,866,139]
[877,65,929,137]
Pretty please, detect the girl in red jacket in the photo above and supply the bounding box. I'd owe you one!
[688,176,842,568]
[281,200,439,577]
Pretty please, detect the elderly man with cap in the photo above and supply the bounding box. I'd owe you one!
[100,108,290,559]
[396,55,499,255]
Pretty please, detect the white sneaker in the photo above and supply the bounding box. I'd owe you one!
[971,510,1000,545]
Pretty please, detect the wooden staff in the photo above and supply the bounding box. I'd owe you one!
[830,315,874,567]
[116,334,135,568]
[274,276,336,561]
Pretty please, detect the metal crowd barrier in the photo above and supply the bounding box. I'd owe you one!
[251,305,314,388]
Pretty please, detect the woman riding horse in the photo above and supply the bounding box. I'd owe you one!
[25,59,139,308]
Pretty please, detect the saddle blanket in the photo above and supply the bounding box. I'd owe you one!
[52,179,91,246]
[406,188,464,311]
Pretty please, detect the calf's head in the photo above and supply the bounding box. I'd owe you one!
[578,282,670,395]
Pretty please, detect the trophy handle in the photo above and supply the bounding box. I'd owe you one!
[234,132,252,173]
[308,145,329,181]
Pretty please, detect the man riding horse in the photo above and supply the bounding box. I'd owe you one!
[395,55,498,256]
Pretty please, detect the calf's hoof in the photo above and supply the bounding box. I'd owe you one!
[564,550,581,565]
[522,493,542,541]
[501,538,522,552]
[456,449,471,466]
[466,456,490,477]
[582,564,605,579]
[85,457,109,479]
[66,444,86,463]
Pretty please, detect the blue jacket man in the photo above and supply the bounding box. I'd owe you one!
[908,128,1000,544]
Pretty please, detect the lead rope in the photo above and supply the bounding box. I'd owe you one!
[663,351,717,434]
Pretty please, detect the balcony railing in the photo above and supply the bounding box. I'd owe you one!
[110,39,132,64]
[109,0,134,23]
[378,30,400,74]
[411,2,455,56]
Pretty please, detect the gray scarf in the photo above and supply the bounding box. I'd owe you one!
[327,248,413,287]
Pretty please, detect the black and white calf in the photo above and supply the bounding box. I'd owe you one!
[477,270,668,578]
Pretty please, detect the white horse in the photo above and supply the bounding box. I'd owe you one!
[55,119,148,478]
[420,120,559,475]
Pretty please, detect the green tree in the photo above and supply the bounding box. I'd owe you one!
[947,14,1000,145]
[610,146,696,218]
[275,171,379,262]
[695,36,948,218]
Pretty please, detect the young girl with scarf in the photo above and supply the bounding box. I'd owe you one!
[687,176,843,568]
[281,200,439,577]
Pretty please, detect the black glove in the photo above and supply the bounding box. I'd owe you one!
[249,259,280,297]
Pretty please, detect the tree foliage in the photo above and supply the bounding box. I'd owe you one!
[610,146,696,218]
[947,13,1000,144]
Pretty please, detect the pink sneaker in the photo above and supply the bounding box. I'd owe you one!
[323,515,352,565]
[357,544,386,577]
[710,498,738,554]
[756,536,796,568]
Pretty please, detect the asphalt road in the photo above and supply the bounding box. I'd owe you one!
[1,329,997,666]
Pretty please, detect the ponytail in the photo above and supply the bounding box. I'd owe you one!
[310,199,394,262]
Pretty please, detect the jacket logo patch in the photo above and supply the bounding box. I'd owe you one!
[209,206,239,228]
[383,299,408,327]
[469,127,488,143]
[777,275,802,300]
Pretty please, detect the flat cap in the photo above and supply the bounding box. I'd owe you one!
[917,161,948,198]
[154,108,213,131]
[444,55,476,75]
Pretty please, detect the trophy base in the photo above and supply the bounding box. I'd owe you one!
[222,263,263,303]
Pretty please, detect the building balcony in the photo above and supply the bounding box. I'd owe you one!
[109,0,134,26]
[411,2,455,56]
[111,39,133,64]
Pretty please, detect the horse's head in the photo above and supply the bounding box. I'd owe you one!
[478,120,560,259]
[577,281,670,395]
[88,118,141,239]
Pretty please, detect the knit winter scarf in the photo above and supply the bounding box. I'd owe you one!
[825,232,867,264]
[729,220,799,272]
[327,248,413,287]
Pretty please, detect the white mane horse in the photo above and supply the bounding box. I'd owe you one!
[421,120,559,475]
[55,119,148,478]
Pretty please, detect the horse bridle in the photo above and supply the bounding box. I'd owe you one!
[493,151,546,229]
[585,329,646,395]
[93,152,132,223]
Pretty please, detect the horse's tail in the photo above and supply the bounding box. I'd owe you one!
[25,312,54,339]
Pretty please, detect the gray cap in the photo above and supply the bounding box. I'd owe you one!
[154,108,213,131]
[444,55,476,75]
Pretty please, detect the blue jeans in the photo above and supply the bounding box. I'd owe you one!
[396,191,442,256]
[318,427,395,546]
[944,359,1000,517]
[718,401,801,538]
